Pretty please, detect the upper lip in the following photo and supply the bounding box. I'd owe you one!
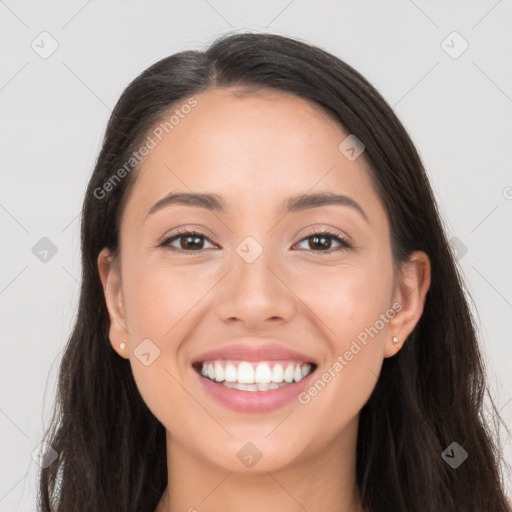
[192,339,317,364]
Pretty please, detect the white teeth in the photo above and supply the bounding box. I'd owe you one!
[284,363,294,383]
[238,383,258,391]
[223,381,285,392]
[254,362,272,384]
[199,360,314,389]
[237,362,255,384]
[271,364,284,383]
[214,362,225,382]
[207,363,215,380]
[301,363,311,378]
[225,363,237,382]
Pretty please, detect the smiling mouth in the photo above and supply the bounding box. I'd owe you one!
[192,359,317,392]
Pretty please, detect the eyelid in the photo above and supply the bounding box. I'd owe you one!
[157,224,216,243]
[295,225,351,243]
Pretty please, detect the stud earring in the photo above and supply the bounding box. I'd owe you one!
[119,342,126,350]
[392,336,399,344]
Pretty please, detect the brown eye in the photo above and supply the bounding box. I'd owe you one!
[294,229,351,254]
[159,231,215,253]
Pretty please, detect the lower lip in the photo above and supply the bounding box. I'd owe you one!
[194,368,316,413]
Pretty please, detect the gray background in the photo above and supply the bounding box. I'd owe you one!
[1,0,511,509]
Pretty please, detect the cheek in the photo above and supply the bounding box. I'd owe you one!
[122,260,204,429]
[293,255,394,345]
[120,260,199,396]
[292,255,393,409]
[122,259,204,342]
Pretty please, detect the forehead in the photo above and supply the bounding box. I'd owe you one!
[123,87,382,223]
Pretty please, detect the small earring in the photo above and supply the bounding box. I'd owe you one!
[119,342,126,350]
[392,336,399,344]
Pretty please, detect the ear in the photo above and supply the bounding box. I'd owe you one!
[97,248,129,359]
[384,251,431,358]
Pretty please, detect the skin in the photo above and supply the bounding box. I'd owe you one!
[97,87,431,512]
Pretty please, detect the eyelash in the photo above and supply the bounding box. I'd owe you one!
[158,228,352,255]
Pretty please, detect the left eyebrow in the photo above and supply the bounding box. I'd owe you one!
[145,190,369,223]
[283,191,369,222]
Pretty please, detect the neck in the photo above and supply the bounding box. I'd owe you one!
[155,416,366,512]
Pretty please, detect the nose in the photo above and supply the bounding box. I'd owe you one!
[215,240,297,328]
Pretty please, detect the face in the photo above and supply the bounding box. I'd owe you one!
[98,87,429,474]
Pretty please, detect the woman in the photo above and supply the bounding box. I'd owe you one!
[38,32,511,512]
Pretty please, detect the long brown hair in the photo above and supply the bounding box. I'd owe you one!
[38,31,511,511]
